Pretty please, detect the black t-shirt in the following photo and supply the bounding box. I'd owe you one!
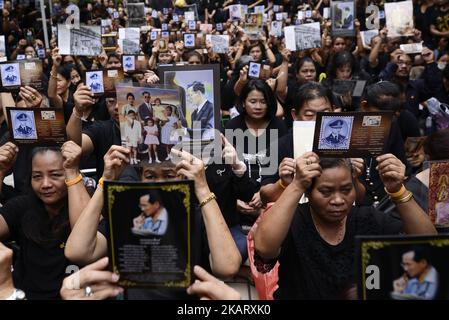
[273,204,403,300]
[260,130,293,186]
[225,115,288,184]
[414,4,436,47]
[83,119,121,178]
[0,195,106,300]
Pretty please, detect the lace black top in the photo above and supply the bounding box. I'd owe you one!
[255,203,403,300]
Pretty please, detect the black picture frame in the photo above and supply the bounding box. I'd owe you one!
[330,0,356,37]
[356,234,449,300]
[157,64,222,144]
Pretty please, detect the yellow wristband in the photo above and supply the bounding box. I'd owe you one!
[98,177,104,189]
[384,185,406,198]
[199,192,216,208]
[65,174,83,187]
[278,179,287,190]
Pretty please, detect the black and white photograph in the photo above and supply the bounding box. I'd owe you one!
[188,20,196,31]
[127,3,145,27]
[270,21,283,37]
[318,116,353,150]
[206,35,229,54]
[362,115,382,127]
[57,24,102,56]
[0,63,21,86]
[85,70,104,94]
[331,0,356,37]
[10,110,37,140]
[119,38,140,55]
[285,23,321,51]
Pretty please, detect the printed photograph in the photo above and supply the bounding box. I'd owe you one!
[318,116,353,150]
[86,70,104,94]
[69,26,102,56]
[331,0,355,36]
[362,115,381,127]
[356,235,449,300]
[0,63,21,86]
[385,1,414,37]
[10,109,37,140]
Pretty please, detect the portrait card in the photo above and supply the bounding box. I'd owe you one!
[102,33,118,52]
[330,0,356,37]
[270,21,283,37]
[293,121,315,159]
[85,70,105,95]
[105,180,195,289]
[360,29,379,48]
[428,161,449,227]
[385,1,414,37]
[123,55,149,73]
[0,59,44,91]
[183,33,196,48]
[205,35,229,54]
[6,107,66,146]
[312,111,393,158]
[285,22,321,51]
[158,64,221,144]
[245,13,263,39]
[188,20,197,31]
[184,11,195,22]
[356,234,449,300]
[229,4,244,20]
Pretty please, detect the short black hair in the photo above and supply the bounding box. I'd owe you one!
[293,82,333,112]
[141,190,161,204]
[126,92,135,99]
[363,81,402,112]
[308,158,353,192]
[142,91,151,96]
[404,246,430,264]
[187,81,205,94]
[236,79,277,120]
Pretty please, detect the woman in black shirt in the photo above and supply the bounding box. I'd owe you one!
[254,154,436,299]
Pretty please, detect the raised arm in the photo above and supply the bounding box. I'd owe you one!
[255,152,321,259]
[275,48,290,103]
[48,48,64,108]
[173,149,242,278]
[377,154,437,235]
[65,146,130,265]
[62,141,91,228]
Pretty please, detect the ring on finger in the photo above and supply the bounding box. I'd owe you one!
[84,286,93,297]
[31,95,37,101]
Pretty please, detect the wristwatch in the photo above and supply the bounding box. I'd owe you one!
[6,289,26,300]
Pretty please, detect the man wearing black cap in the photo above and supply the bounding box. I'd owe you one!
[325,119,347,145]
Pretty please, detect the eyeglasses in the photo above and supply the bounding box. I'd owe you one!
[397,61,412,66]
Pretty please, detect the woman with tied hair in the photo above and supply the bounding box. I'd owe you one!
[254,153,436,300]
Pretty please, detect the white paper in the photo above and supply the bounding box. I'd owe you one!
[400,43,423,54]
[293,121,316,159]
[284,26,296,51]
[323,7,330,19]
[185,11,195,22]
[57,24,71,55]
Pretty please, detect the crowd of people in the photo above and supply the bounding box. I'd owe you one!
[0,0,448,300]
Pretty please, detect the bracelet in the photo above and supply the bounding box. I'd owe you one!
[65,174,83,187]
[72,109,83,120]
[199,192,216,208]
[98,177,104,190]
[391,191,413,205]
[384,185,406,198]
[278,179,287,190]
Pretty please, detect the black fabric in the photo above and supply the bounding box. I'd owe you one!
[225,115,288,184]
[273,204,403,300]
[83,119,121,178]
[205,163,257,227]
[260,130,293,186]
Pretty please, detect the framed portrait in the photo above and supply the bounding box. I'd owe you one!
[101,33,118,52]
[105,180,195,289]
[330,0,356,37]
[356,234,449,300]
[6,107,66,146]
[157,64,221,143]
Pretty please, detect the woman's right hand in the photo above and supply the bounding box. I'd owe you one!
[293,152,321,191]
[239,65,249,83]
[0,142,18,178]
[102,145,130,181]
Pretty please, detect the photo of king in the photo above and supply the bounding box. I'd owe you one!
[325,119,347,145]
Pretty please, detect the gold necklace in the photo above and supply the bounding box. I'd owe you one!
[311,214,346,245]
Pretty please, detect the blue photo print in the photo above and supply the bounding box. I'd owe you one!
[11,110,38,140]
[86,70,104,94]
[318,115,353,150]
[1,63,21,87]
